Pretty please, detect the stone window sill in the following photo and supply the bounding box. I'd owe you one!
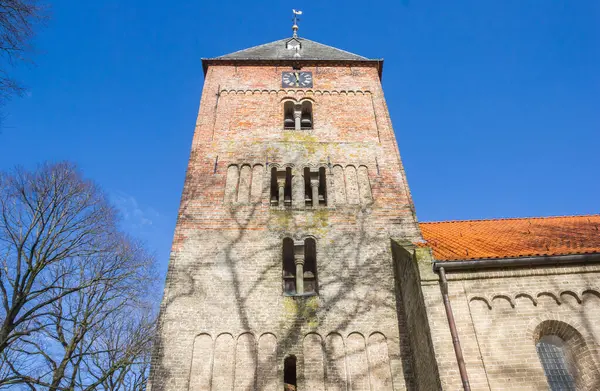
[283,292,318,298]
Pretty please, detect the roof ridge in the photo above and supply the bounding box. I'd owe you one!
[420,214,600,225]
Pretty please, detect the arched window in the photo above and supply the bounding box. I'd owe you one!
[303,167,327,207]
[300,101,313,130]
[284,355,297,390]
[536,335,576,391]
[270,167,278,206]
[283,100,313,130]
[282,237,318,296]
[283,101,295,129]
[270,167,292,207]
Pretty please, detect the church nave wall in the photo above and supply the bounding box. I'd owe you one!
[423,266,600,390]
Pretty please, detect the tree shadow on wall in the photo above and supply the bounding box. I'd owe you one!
[148,161,420,390]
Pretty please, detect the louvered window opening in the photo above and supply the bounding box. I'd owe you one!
[283,101,313,130]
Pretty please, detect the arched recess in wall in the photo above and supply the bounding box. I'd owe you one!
[189,333,213,391]
[357,166,372,204]
[212,333,235,391]
[531,319,599,390]
[237,164,252,203]
[257,333,278,391]
[303,333,325,391]
[346,333,369,390]
[250,164,263,202]
[325,333,347,390]
[225,165,239,203]
[233,333,257,390]
[345,166,360,205]
[367,332,393,390]
[332,165,346,205]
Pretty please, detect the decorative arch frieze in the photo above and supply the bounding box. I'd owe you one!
[468,289,600,310]
[515,293,538,306]
[491,294,515,308]
[219,88,372,96]
[560,291,582,305]
[537,292,562,306]
[469,296,492,310]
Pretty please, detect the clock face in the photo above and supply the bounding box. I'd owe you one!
[282,71,313,88]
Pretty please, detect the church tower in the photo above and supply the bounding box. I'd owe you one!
[149,22,437,391]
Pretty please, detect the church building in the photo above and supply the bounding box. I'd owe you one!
[148,19,600,391]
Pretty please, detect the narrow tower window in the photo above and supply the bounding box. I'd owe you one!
[283,101,295,129]
[304,238,317,294]
[282,238,296,295]
[271,167,292,207]
[304,167,327,207]
[300,101,313,130]
[304,167,312,205]
[284,356,297,391]
[536,335,576,391]
[318,167,327,205]
[270,167,278,206]
[284,167,292,206]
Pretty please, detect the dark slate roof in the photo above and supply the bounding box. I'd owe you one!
[209,37,372,61]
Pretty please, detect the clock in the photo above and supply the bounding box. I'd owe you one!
[282,71,313,88]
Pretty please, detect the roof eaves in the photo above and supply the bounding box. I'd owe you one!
[432,252,600,272]
[420,214,600,225]
[201,58,385,78]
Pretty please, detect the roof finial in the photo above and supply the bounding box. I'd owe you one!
[292,9,302,37]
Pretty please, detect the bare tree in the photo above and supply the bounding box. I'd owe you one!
[0,162,157,390]
[0,0,46,101]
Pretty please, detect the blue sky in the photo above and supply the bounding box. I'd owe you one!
[0,1,598,277]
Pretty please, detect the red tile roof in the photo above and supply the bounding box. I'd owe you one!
[419,215,600,261]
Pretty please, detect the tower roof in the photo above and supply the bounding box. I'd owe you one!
[202,37,383,76]
[210,37,371,61]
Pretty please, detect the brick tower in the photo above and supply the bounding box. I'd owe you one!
[149,25,439,391]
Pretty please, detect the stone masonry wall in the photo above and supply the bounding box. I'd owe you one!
[391,242,441,391]
[148,63,423,391]
[421,262,600,390]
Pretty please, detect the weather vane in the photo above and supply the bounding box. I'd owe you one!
[292,9,302,37]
